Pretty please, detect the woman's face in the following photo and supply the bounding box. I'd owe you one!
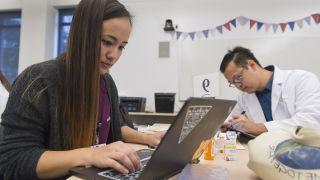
[99,17,131,75]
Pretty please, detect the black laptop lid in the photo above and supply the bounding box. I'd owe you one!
[138,98,236,180]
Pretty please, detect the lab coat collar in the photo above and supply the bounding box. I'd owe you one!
[269,65,286,115]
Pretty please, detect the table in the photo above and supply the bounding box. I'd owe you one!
[68,142,259,180]
[165,144,259,180]
[193,146,259,180]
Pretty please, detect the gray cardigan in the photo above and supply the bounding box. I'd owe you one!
[0,59,126,180]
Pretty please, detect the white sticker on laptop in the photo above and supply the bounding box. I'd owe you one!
[178,105,212,144]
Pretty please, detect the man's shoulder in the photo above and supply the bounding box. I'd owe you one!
[286,69,317,81]
[274,66,317,83]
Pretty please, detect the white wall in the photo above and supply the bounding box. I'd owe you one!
[0,0,319,112]
[0,0,21,10]
[19,0,57,73]
[113,0,320,111]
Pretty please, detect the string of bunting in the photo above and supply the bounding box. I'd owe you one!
[174,13,320,40]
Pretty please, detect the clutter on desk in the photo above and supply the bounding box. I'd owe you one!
[224,131,237,161]
[213,131,239,161]
[215,131,226,153]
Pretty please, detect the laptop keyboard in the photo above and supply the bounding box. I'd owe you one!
[98,149,154,180]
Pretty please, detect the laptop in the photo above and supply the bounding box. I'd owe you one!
[70,97,236,180]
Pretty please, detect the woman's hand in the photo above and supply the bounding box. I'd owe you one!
[144,131,166,148]
[88,141,141,174]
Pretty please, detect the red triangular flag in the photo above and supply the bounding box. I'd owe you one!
[280,23,287,32]
[250,20,257,29]
[224,23,231,31]
[311,14,320,23]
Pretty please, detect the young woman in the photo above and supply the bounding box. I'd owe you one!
[0,0,164,179]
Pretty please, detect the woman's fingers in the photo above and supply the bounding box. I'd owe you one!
[90,141,141,173]
[103,157,129,174]
[112,141,141,171]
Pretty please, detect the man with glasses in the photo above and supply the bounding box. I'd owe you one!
[220,46,320,135]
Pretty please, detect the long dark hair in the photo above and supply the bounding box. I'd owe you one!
[62,0,131,149]
[0,70,10,92]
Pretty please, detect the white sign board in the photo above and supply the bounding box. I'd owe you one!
[193,73,219,97]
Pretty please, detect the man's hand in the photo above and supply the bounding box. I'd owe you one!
[229,114,267,135]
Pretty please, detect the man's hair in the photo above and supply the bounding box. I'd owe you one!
[219,46,262,73]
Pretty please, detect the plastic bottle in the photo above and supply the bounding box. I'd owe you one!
[204,139,215,160]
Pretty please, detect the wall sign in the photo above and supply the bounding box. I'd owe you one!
[193,73,219,98]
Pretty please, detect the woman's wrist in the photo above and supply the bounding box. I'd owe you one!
[71,147,93,167]
[141,133,151,146]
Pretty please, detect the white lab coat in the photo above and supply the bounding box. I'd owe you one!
[230,66,320,132]
[0,83,9,123]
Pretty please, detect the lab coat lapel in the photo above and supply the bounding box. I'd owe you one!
[271,66,285,115]
[247,94,266,122]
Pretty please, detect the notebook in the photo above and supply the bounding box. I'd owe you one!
[70,97,236,180]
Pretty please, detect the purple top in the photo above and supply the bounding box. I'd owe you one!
[97,76,111,144]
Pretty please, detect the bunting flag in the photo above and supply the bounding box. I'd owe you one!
[174,13,320,40]
[216,25,223,34]
[210,29,215,37]
[237,16,249,26]
[202,29,209,38]
[176,31,182,40]
[265,23,272,32]
[280,23,287,32]
[288,21,295,31]
[304,17,311,26]
[224,22,231,31]
[257,22,264,31]
[230,19,237,28]
[311,14,320,24]
[182,32,189,40]
[272,24,279,33]
[249,20,257,29]
[189,32,196,40]
[196,31,202,39]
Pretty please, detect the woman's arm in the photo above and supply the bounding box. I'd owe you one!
[36,148,91,178]
[121,126,165,147]
[36,141,141,179]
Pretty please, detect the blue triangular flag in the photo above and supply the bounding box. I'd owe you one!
[189,32,196,40]
[257,22,264,31]
[272,24,279,33]
[216,26,223,34]
[202,30,209,38]
[176,31,182,40]
[304,16,311,26]
[288,21,295,31]
[230,19,237,28]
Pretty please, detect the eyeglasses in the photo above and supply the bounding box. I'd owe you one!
[229,68,245,88]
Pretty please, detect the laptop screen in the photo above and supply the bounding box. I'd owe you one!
[138,98,236,179]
